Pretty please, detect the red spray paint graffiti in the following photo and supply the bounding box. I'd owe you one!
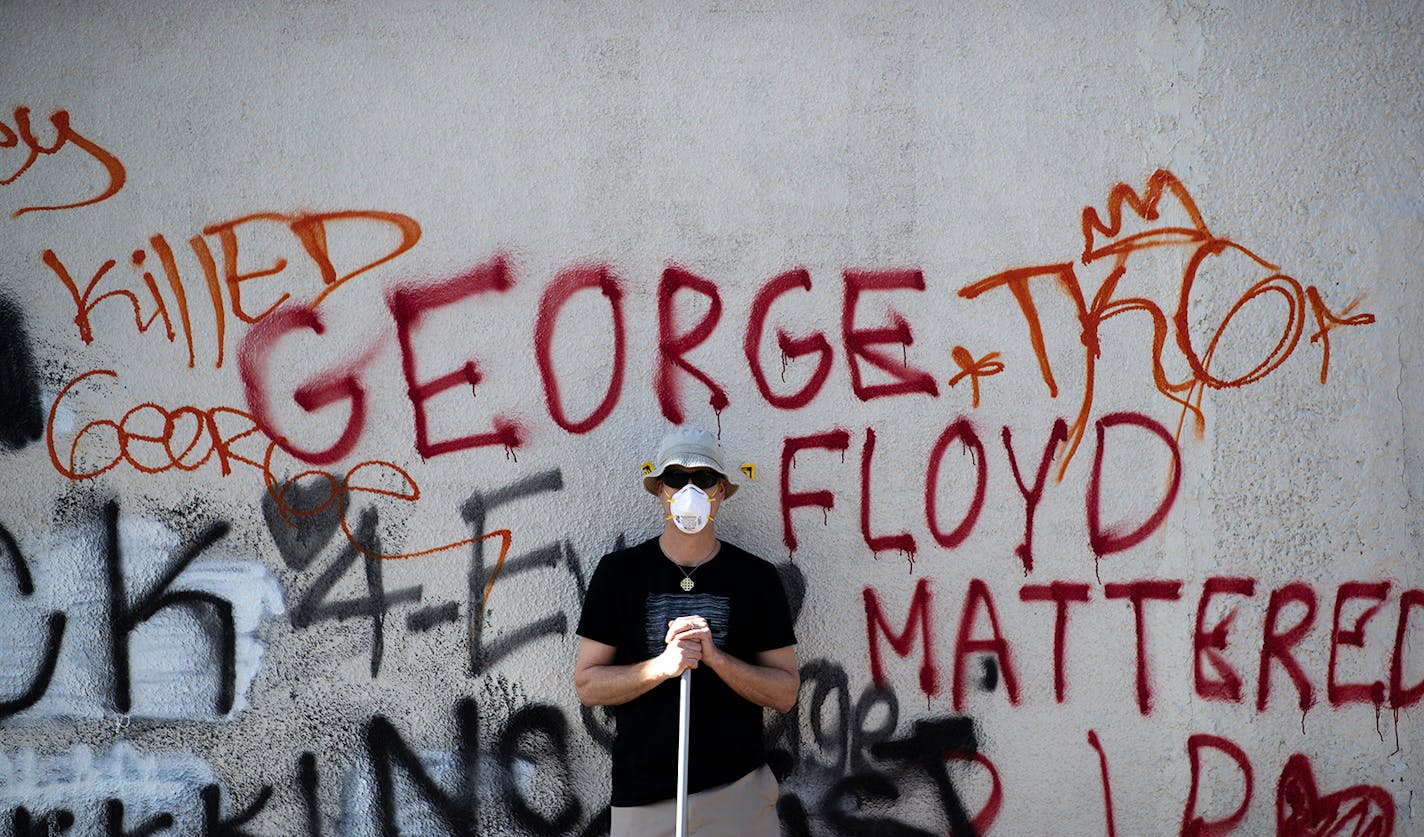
[1276,753,1394,837]
[864,577,939,698]
[860,576,1423,713]
[534,265,626,434]
[781,412,1182,563]
[743,268,832,410]
[656,265,730,425]
[1021,582,1091,703]
[1181,734,1253,837]
[841,269,938,401]
[1194,577,1258,703]
[387,256,523,458]
[1090,731,1397,837]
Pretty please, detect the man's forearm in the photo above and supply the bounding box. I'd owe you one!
[576,658,673,707]
[706,651,799,714]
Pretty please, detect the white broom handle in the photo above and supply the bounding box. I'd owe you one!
[676,668,692,837]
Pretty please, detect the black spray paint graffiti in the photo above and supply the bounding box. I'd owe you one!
[221,692,976,837]
[4,645,986,835]
[104,501,236,714]
[1,500,280,722]
[766,659,993,837]
[264,468,598,679]
[763,563,994,836]
[1,703,988,836]
[263,474,419,677]
[284,505,422,678]
[3,779,275,836]
[0,695,610,836]
[0,521,66,720]
[356,696,604,836]
[346,673,984,837]
[2,471,994,834]
[101,799,175,837]
[0,294,45,451]
[461,469,595,676]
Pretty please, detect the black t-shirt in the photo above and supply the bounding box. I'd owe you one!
[576,537,797,807]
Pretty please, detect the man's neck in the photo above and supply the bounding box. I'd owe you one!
[660,526,720,566]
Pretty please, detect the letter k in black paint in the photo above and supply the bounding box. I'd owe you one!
[104,499,237,716]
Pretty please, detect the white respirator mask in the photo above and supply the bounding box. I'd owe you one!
[668,484,713,534]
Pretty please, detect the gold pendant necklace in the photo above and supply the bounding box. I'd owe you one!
[668,543,718,592]
[674,561,703,592]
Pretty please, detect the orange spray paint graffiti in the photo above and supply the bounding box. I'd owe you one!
[959,170,1375,479]
[46,368,266,480]
[0,106,126,217]
[42,209,421,369]
[261,449,511,563]
[258,445,514,627]
[947,346,1005,410]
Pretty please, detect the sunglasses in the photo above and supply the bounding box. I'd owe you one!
[660,469,722,490]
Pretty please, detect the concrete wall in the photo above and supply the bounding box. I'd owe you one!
[1,1,1420,833]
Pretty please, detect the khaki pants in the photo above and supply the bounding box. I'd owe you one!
[610,764,779,837]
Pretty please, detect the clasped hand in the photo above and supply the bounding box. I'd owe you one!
[659,615,717,678]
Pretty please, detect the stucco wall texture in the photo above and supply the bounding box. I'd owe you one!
[1,1,1420,834]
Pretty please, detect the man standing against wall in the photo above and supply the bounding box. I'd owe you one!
[574,427,799,837]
